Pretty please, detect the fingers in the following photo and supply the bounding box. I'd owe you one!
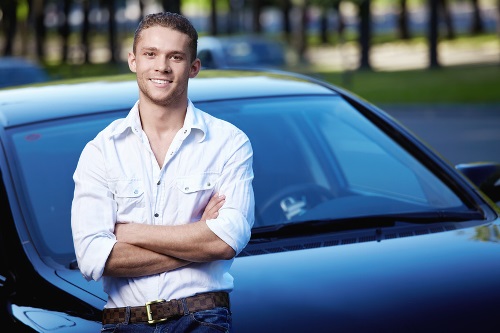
[201,193,225,221]
[206,193,225,210]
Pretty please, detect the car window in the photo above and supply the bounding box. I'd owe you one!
[6,96,467,265]
[8,114,123,264]
[199,96,465,225]
[198,50,217,69]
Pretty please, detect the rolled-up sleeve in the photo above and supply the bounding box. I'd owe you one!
[71,140,117,281]
[206,130,254,255]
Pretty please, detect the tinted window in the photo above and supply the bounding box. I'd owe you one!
[8,114,124,264]
[199,96,465,225]
[7,96,466,265]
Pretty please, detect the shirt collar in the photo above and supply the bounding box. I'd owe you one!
[109,99,207,142]
[185,99,207,143]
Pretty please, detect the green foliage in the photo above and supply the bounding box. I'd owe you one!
[315,64,500,104]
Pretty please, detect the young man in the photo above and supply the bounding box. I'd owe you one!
[71,12,254,332]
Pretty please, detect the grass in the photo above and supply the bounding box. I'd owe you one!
[312,64,500,104]
[44,56,500,105]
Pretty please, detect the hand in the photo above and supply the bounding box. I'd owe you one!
[201,193,225,221]
[114,222,136,243]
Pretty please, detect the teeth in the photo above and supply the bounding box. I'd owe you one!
[151,79,169,84]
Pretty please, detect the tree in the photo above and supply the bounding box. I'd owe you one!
[397,0,410,40]
[81,0,91,63]
[32,0,47,61]
[358,0,372,70]
[162,0,181,14]
[252,0,263,33]
[209,0,218,35]
[438,0,455,39]
[469,0,484,34]
[295,0,310,63]
[100,0,118,63]
[428,0,440,68]
[60,0,72,63]
[280,0,292,42]
[0,0,18,56]
[318,0,330,44]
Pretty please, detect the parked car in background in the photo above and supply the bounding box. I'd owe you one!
[0,57,49,88]
[1,70,500,332]
[197,35,290,69]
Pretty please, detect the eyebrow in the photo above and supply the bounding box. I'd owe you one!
[140,46,187,56]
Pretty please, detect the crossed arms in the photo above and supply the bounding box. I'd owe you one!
[103,194,234,278]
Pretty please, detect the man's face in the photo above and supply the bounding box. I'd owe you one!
[128,26,200,108]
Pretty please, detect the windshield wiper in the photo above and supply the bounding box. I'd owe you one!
[251,210,484,241]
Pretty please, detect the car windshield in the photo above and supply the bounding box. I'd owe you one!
[8,95,468,265]
[222,40,285,67]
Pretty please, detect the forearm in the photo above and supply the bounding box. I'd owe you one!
[103,241,191,278]
[116,221,235,263]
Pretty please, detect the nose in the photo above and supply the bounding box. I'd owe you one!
[156,56,171,73]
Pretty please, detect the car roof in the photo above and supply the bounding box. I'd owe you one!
[0,70,336,128]
[0,56,49,88]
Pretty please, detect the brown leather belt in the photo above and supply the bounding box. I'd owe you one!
[102,292,229,325]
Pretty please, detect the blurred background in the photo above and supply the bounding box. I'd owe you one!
[1,0,500,163]
[0,0,499,101]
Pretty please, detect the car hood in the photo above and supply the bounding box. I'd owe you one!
[229,220,500,332]
[57,219,500,332]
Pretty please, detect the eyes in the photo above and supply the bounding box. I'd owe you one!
[143,51,184,62]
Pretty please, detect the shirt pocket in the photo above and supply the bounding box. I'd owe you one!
[175,173,219,220]
[109,179,147,223]
[176,173,218,194]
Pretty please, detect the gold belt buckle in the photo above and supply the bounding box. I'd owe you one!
[145,299,168,324]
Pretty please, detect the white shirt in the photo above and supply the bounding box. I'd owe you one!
[71,100,254,308]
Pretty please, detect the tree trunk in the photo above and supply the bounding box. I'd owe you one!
[297,0,309,63]
[281,0,292,42]
[105,0,118,63]
[470,0,484,34]
[60,0,71,63]
[162,0,181,14]
[398,0,411,39]
[81,0,91,63]
[438,0,455,39]
[319,3,329,44]
[210,0,217,35]
[252,0,262,33]
[1,0,18,56]
[227,0,236,34]
[358,0,372,70]
[334,1,345,39]
[428,0,440,68]
[32,0,46,61]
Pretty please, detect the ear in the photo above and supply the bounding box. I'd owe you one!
[128,52,137,73]
[189,58,201,78]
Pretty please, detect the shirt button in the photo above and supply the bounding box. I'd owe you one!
[183,130,187,134]
[154,213,159,217]
[134,189,138,194]
[185,187,189,191]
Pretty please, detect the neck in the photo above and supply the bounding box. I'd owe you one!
[138,100,187,136]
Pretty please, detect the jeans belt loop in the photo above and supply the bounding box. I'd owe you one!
[124,306,131,325]
[181,298,190,315]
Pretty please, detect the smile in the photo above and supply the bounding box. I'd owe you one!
[150,79,172,84]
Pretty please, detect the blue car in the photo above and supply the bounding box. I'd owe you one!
[0,57,50,88]
[1,70,499,332]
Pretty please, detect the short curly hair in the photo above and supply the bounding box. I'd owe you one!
[133,12,198,61]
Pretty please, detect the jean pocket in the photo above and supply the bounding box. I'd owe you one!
[191,307,232,332]
[101,323,118,332]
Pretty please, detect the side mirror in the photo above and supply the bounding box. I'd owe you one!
[456,162,500,205]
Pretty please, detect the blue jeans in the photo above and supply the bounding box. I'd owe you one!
[101,307,231,333]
